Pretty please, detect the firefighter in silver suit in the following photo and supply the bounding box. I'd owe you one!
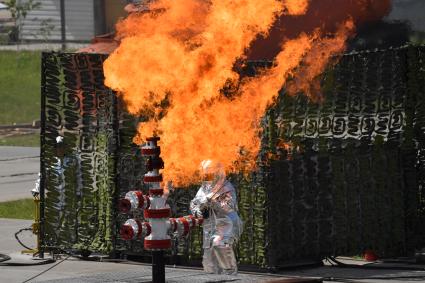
[190,160,243,275]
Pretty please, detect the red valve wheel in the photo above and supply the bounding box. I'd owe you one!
[118,199,131,214]
[144,222,151,236]
[134,191,144,207]
[120,224,134,240]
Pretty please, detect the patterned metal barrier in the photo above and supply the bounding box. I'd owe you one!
[40,53,118,254]
[40,45,425,268]
[260,46,425,266]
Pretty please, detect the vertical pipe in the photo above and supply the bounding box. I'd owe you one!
[60,0,66,50]
[93,0,106,36]
[111,79,120,258]
[152,251,165,283]
[39,52,47,259]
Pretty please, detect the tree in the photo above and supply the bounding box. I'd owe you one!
[5,0,41,42]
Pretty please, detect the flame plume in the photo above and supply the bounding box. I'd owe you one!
[104,0,388,185]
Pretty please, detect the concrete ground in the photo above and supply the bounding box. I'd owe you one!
[2,220,425,283]
[0,220,302,283]
[1,147,425,282]
[0,146,39,201]
[284,264,425,283]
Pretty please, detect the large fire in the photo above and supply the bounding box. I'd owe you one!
[104,0,391,185]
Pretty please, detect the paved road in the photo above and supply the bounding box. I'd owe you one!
[0,146,39,202]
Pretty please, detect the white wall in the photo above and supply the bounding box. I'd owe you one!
[20,0,95,41]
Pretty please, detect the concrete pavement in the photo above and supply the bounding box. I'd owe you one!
[0,218,34,253]
[6,261,287,283]
[0,218,297,283]
[1,218,425,283]
[0,146,39,201]
[283,264,425,283]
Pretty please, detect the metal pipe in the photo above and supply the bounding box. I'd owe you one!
[60,0,66,50]
[39,52,47,259]
[152,251,165,283]
[118,136,202,281]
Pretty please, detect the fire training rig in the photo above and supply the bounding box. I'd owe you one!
[118,136,203,283]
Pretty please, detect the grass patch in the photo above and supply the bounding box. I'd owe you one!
[0,198,34,220]
[0,51,41,125]
[0,133,40,147]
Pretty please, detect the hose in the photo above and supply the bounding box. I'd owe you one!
[0,227,54,266]
[326,256,425,271]
[0,253,11,263]
[0,253,54,266]
[15,227,34,251]
[323,275,425,282]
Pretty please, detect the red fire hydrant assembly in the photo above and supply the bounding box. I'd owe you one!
[118,137,202,283]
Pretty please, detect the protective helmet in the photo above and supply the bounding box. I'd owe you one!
[200,160,225,190]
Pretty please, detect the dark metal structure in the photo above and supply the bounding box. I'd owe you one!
[39,45,425,268]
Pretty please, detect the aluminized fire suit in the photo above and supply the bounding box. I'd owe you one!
[190,160,243,275]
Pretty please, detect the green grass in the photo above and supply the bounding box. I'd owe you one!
[0,51,41,125]
[0,133,40,147]
[0,198,34,220]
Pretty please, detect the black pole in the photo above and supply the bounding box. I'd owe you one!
[39,52,47,259]
[60,0,66,50]
[111,63,120,258]
[152,251,165,283]
[93,0,106,36]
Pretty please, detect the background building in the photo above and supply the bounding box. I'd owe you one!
[0,0,424,44]
[0,0,128,43]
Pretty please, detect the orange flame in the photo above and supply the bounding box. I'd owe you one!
[283,0,309,16]
[103,0,364,185]
[286,20,355,100]
[105,0,284,115]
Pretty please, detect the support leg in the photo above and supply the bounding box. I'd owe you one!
[152,250,165,283]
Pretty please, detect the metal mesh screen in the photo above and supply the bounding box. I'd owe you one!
[261,46,425,265]
[40,46,425,268]
[40,52,117,253]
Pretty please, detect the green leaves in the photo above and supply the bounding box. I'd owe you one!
[4,0,41,20]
